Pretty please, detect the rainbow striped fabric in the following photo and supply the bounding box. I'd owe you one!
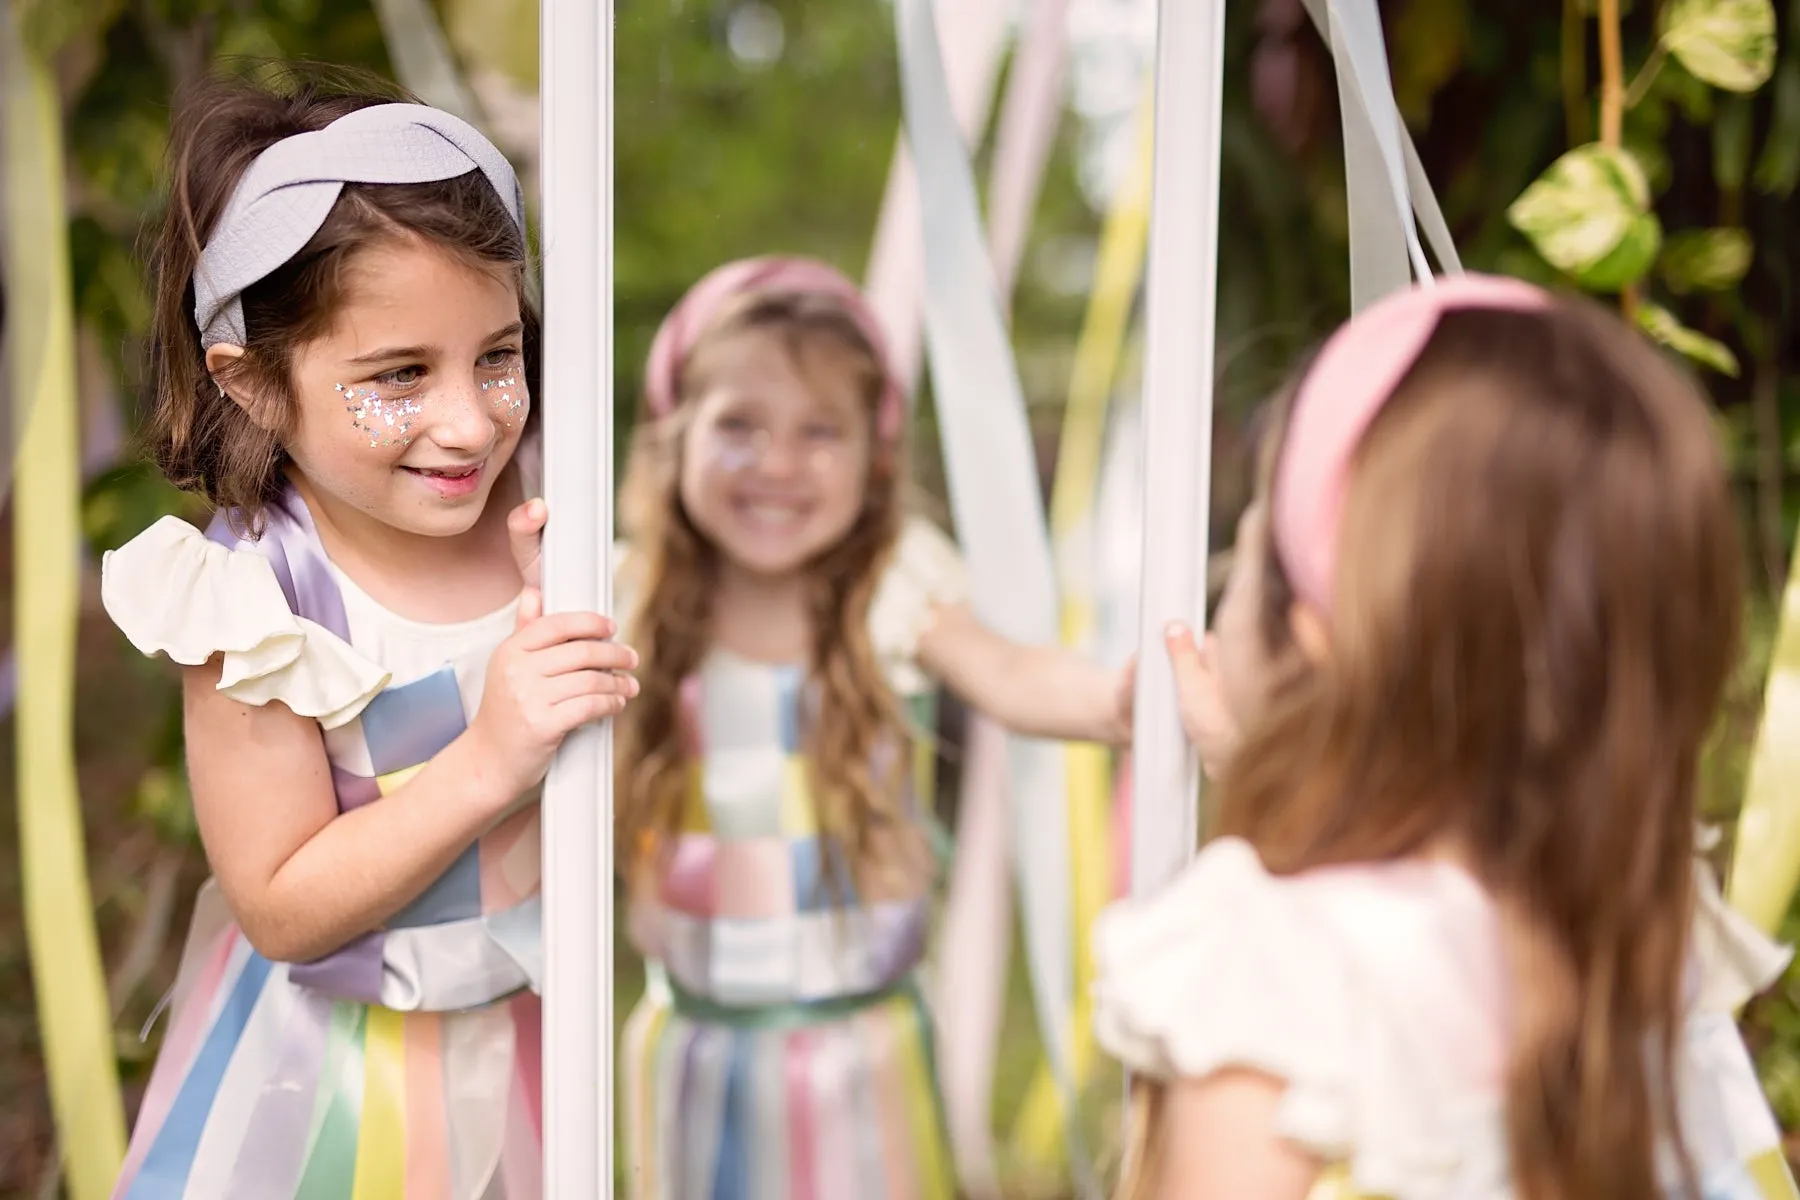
[620,649,954,1199]
[109,549,544,1198]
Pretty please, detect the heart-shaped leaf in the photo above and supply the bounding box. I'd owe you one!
[1507,144,1657,288]
[1659,0,1777,93]
[1660,227,1754,293]
[1635,300,1741,375]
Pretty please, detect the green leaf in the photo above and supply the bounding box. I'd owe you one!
[1659,0,1778,92]
[1506,143,1656,286]
[1754,58,1800,196]
[1635,300,1742,375]
[1660,227,1754,292]
[1714,96,1756,189]
[1576,212,1663,290]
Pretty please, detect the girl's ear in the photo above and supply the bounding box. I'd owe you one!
[1289,599,1332,665]
[204,344,280,433]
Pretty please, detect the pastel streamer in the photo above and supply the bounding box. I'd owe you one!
[1728,535,1800,935]
[931,0,1076,1190]
[2,13,129,1197]
[866,0,1013,393]
[893,0,1094,1192]
[1011,81,1155,1167]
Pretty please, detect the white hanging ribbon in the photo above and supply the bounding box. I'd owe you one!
[893,0,1095,1191]
[537,0,613,1191]
[1298,0,1462,305]
[868,0,1013,394]
[934,2,1076,1192]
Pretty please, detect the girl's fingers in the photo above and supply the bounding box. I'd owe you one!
[512,609,617,651]
[508,498,548,588]
[542,668,638,708]
[515,585,544,632]
[526,637,640,678]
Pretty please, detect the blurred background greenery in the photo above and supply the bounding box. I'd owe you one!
[1,0,1797,1195]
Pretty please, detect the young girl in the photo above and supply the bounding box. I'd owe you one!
[99,73,635,1197]
[611,256,1131,1199]
[1096,275,1795,1200]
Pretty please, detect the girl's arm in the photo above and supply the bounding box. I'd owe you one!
[917,601,1131,744]
[184,661,518,963]
[187,594,633,964]
[1154,1070,1321,1200]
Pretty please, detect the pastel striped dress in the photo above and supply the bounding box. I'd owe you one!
[618,517,965,1200]
[101,501,545,1199]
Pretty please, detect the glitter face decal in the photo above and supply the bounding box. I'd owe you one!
[706,426,846,476]
[337,383,423,448]
[481,375,526,424]
[710,428,769,473]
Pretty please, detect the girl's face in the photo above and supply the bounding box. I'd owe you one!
[677,328,873,581]
[1213,500,1285,728]
[278,237,529,539]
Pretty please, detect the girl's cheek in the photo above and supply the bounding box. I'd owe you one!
[481,374,528,425]
[336,382,423,448]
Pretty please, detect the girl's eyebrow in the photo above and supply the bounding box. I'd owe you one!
[346,342,434,365]
[344,322,524,366]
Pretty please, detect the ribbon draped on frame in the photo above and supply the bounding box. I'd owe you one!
[891,0,1097,1192]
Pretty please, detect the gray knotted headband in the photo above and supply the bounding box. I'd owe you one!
[193,103,526,348]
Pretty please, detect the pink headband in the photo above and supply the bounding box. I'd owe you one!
[1271,273,1552,613]
[642,255,906,442]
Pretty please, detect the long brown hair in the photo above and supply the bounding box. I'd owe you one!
[614,290,925,896]
[144,65,536,528]
[1122,296,1739,1200]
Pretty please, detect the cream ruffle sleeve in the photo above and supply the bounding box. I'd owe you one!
[100,516,388,730]
[869,515,969,696]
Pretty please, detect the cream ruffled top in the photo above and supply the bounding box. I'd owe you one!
[1094,836,1793,1197]
[613,513,969,695]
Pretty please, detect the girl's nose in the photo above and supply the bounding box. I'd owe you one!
[429,380,500,450]
[752,431,805,478]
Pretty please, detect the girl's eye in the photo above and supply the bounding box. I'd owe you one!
[804,424,845,442]
[479,347,520,369]
[374,365,424,387]
[717,415,757,436]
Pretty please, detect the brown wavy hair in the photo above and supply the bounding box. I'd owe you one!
[1120,295,1739,1200]
[144,65,537,530]
[615,290,925,896]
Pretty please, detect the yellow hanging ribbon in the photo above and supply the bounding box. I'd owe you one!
[1009,85,1156,1167]
[1728,534,1800,935]
[2,9,128,1197]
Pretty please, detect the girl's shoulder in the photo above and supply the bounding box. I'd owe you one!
[1093,836,1791,1181]
[870,515,967,693]
[101,515,388,730]
[1092,837,1368,1158]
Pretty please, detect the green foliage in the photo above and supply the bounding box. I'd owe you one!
[1503,0,1784,378]
[1661,0,1779,91]
[1508,143,1661,287]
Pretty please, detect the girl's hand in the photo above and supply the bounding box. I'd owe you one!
[1108,658,1138,745]
[508,497,546,589]
[469,587,639,798]
[1165,623,1239,779]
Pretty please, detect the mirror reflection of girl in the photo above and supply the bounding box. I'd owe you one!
[1098,277,1794,1200]
[102,72,635,1197]
[592,257,1131,1198]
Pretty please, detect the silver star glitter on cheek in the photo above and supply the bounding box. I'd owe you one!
[480,375,526,424]
[336,383,423,448]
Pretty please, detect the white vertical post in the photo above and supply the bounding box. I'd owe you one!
[539,0,613,1193]
[1129,0,1224,900]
